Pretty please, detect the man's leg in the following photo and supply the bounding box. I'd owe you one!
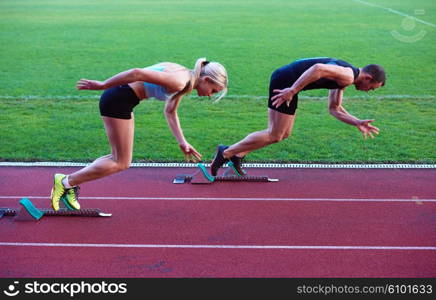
[210,109,296,176]
[223,109,296,158]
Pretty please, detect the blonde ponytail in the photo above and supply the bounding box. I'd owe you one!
[189,57,208,93]
[174,58,228,101]
[202,60,228,102]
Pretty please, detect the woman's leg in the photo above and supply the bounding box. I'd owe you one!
[51,114,135,210]
[68,115,135,186]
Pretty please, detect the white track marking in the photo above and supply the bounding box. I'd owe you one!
[0,196,435,202]
[353,0,436,28]
[0,94,435,100]
[1,162,435,168]
[0,242,435,250]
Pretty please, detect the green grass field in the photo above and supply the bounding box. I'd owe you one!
[1,0,435,163]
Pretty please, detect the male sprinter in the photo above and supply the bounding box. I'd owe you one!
[210,57,386,176]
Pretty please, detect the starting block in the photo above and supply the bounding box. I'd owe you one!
[173,163,279,184]
[0,197,112,221]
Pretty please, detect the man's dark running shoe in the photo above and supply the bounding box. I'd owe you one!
[230,155,246,176]
[210,145,229,176]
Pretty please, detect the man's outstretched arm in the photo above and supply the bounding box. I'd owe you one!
[328,89,380,139]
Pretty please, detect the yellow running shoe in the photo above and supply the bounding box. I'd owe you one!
[64,186,81,210]
[50,173,67,211]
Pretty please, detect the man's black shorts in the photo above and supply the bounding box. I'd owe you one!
[267,69,299,115]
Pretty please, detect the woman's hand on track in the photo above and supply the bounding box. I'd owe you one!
[179,142,202,163]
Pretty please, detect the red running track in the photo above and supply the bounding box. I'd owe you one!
[0,166,435,277]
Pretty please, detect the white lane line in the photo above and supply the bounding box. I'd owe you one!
[0,94,435,100]
[1,162,435,168]
[0,196,435,202]
[353,0,436,28]
[0,242,435,250]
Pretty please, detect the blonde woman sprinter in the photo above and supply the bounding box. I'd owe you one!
[50,58,228,211]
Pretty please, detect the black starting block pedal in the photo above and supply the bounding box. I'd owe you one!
[0,197,112,221]
[173,163,279,184]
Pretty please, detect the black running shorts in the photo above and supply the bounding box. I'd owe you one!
[99,85,140,119]
[268,70,299,115]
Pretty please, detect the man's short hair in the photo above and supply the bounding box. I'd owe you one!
[362,64,386,86]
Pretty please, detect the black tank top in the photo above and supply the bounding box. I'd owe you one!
[274,57,360,90]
